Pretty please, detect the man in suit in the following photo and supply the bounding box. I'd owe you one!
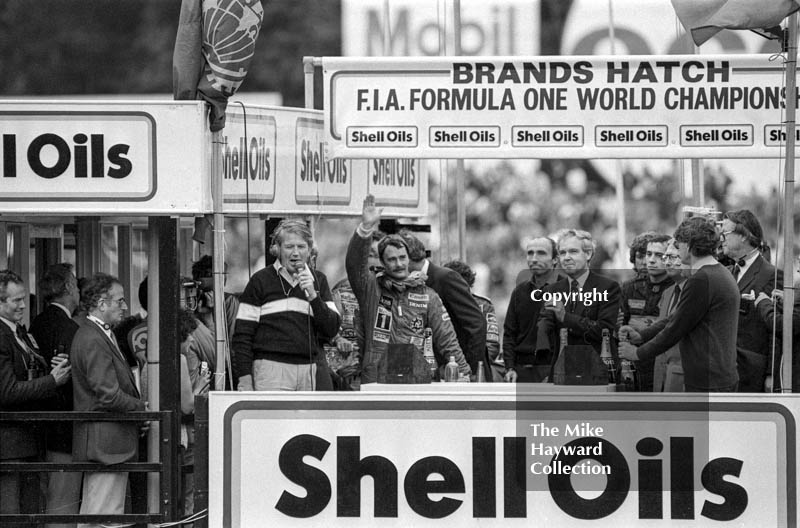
[652,239,688,392]
[0,270,71,516]
[534,230,621,379]
[71,273,145,526]
[400,231,489,381]
[29,263,81,527]
[721,209,781,392]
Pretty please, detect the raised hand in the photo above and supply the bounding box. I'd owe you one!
[362,194,382,231]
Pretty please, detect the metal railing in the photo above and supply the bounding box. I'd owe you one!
[0,410,173,526]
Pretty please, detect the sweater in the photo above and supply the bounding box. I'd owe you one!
[637,263,739,390]
[233,265,340,377]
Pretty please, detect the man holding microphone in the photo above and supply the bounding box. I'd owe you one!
[233,219,340,391]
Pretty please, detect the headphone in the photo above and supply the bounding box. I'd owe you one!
[269,219,314,258]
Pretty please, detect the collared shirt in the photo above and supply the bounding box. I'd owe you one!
[421,259,431,277]
[571,269,590,290]
[0,315,31,353]
[736,250,760,284]
[272,259,301,287]
[51,302,72,318]
[88,314,114,340]
[531,269,561,289]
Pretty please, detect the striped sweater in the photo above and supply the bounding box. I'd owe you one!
[232,264,340,378]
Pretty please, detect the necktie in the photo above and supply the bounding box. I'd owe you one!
[568,279,580,311]
[16,324,36,351]
[732,265,741,280]
[668,284,681,315]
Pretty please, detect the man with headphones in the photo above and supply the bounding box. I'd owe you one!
[232,219,340,391]
[720,209,781,392]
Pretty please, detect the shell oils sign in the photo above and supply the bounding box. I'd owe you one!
[209,393,796,527]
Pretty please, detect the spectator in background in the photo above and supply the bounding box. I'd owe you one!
[754,254,800,392]
[503,237,562,383]
[443,260,500,381]
[629,231,658,279]
[619,234,674,391]
[233,219,340,391]
[619,217,740,392]
[348,196,470,383]
[71,273,145,525]
[0,270,71,517]
[652,239,688,392]
[29,263,82,526]
[193,255,240,387]
[192,255,240,340]
[535,230,621,379]
[721,209,780,392]
[177,287,211,523]
[400,230,489,381]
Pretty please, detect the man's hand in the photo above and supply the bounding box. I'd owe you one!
[755,291,772,307]
[49,357,71,386]
[335,336,355,354]
[238,375,254,391]
[296,265,317,301]
[504,368,518,383]
[618,341,639,361]
[362,194,382,231]
[618,325,643,344]
[543,300,566,322]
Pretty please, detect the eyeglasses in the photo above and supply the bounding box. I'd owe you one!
[719,230,736,241]
[103,297,127,308]
[661,254,681,262]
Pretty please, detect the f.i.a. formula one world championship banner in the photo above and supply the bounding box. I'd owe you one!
[209,391,797,527]
[324,54,797,159]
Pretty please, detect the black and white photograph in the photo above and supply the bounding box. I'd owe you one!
[1,0,799,526]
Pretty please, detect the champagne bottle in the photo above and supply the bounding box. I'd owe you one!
[600,329,616,385]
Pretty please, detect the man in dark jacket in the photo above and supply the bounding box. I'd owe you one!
[535,230,621,379]
[0,270,70,516]
[30,263,82,524]
[721,209,781,392]
[400,231,489,381]
[503,237,562,382]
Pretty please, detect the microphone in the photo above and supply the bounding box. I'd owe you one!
[295,263,311,299]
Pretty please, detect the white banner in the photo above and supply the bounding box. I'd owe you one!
[324,54,796,159]
[209,391,797,527]
[0,101,207,214]
[222,105,427,217]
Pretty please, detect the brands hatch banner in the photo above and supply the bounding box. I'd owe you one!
[221,104,426,217]
[209,392,797,527]
[323,54,800,159]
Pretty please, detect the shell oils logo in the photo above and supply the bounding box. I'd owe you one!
[1,132,132,179]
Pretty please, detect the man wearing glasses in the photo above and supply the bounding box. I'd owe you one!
[619,217,740,392]
[618,233,674,391]
[652,239,689,392]
[71,273,145,526]
[720,209,781,392]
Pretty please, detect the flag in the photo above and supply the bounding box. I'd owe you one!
[671,0,800,46]
[173,0,264,131]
